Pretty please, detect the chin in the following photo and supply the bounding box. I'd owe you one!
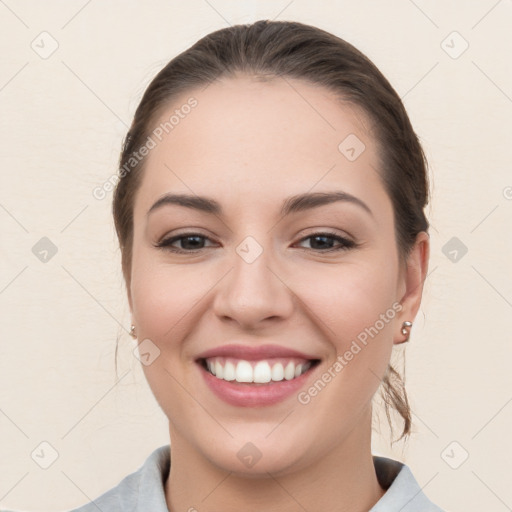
[192,429,315,477]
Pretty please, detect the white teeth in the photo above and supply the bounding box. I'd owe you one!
[253,361,271,383]
[204,358,313,383]
[284,361,295,380]
[223,361,236,381]
[215,360,224,379]
[271,362,284,381]
[235,360,253,382]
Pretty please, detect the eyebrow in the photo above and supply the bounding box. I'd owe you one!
[147,191,373,218]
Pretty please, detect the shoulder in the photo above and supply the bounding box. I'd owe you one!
[371,455,446,512]
[67,444,170,512]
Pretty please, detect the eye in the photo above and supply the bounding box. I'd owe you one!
[155,231,357,254]
[295,232,356,252]
[155,233,216,253]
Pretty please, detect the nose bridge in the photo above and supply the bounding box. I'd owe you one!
[213,233,294,327]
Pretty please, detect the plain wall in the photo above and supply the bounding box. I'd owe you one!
[1,1,511,511]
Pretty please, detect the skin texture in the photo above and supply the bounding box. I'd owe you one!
[127,75,429,512]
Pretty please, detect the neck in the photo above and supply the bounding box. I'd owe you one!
[164,408,385,512]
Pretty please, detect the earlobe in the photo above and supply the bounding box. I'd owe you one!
[394,231,430,345]
[396,320,413,344]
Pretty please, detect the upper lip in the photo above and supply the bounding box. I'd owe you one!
[196,344,320,361]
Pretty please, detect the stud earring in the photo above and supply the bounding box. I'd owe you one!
[401,321,413,341]
[129,324,137,339]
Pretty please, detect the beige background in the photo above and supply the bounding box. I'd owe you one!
[1,1,511,511]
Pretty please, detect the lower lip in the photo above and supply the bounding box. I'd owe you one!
[197,361,318,407]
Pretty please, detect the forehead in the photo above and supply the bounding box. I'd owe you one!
[151,74,371,163]
[134,75,390,220]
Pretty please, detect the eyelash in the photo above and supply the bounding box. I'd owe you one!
[154,231,357,254]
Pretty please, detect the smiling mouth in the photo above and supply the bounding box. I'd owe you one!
[198,357,321,384]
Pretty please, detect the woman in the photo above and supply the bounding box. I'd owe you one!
[71,20,443,512]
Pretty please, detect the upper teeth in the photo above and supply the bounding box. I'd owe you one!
[205,357,312,383]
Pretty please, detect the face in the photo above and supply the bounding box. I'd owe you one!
[128,75,413,476]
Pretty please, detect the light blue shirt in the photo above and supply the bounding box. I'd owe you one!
[66,444,445,512]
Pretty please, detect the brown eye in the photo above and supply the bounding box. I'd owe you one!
[155,233,216,253]
[296,233,356,252]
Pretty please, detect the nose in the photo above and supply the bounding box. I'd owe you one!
[212,242,295,330]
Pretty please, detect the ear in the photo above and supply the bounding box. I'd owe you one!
[128,291,133,315]
[126,274,134,319]
[126,282,137,338]
[394,231,430,345]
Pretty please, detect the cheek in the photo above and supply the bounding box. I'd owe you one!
[300,260,398,337]
[299,261,398,390]
[129,255,207,416]
[130,251,210,342]
[292,265,398,429]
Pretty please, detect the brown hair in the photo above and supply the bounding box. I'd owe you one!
[113,20,429,443]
